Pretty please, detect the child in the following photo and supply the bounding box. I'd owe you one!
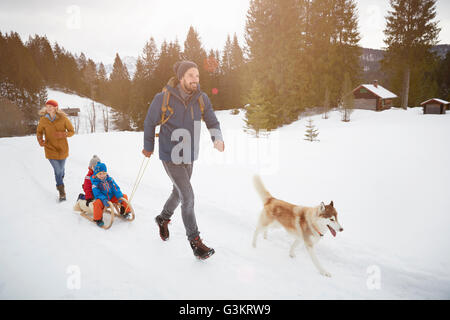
[76,155,101,211]
[91,161,131,227]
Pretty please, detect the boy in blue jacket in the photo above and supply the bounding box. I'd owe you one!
[91,162,131,227]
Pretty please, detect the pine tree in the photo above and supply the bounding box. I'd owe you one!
[109,53,132,129]
[96,63,108,103]
[244,80,277,137]
[154,40,182,90]
[183,26,207,67]
[382,0,440,109]
[306,0,361,108]
[304,118,320,142]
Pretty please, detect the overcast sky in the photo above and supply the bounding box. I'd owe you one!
[1,0,449,65]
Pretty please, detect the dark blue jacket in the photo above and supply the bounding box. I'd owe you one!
[143,78,223,163]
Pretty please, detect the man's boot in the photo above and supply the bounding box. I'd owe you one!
[189,236,215,260]
[57,184,66,202]
[155,215,170,241]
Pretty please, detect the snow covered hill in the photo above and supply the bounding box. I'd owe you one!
[1,106,450,299]
[46,88,117,134]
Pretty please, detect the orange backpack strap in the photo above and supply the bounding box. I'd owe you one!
[156,89,173,138]
[198,94,205,120]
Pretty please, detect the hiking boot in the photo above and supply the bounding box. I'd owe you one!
[155,215,170,241]
[57,184,66,202]
[189,236,215,260]
[94,219,104,227]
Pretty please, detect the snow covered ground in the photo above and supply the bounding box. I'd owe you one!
[1,91,450,299]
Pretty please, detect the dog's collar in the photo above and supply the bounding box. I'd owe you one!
[312,223,323,237]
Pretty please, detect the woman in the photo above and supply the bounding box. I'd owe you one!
[36,99,75,201]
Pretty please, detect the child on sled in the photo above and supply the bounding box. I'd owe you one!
[91,161,132,227]
[75,155,101,212]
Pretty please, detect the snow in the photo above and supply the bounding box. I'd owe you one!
[360,84,398,99]
[1,90,450,299]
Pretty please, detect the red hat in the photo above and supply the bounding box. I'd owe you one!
[45,99,58,107]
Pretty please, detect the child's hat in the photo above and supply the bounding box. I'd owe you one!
[94,162,107,176]
[89,155,101,169]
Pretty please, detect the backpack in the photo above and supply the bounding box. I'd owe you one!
[155,87,205,137]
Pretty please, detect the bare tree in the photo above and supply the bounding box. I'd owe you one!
[340,73,354,122]
[87,102,96,133]
[322,87,331,119]
[102,105,110,132]
[72,115,80,134]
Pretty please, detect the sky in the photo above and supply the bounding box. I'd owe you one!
[0,0,449,65]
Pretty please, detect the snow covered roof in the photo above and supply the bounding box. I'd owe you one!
[420,98,450,106]
[357,84,398,99]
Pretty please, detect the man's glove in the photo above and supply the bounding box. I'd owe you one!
[102,199,110,208]
[38,139,45,147]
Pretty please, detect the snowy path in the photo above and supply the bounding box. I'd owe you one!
[1,107,450,299]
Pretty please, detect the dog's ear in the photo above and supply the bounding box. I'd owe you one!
[330,200,334,207]
[320,202,325,212]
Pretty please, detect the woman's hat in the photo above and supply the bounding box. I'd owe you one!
[45,99,58,107]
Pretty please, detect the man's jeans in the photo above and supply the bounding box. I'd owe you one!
[48,159,66,186]
[160,161,199,241]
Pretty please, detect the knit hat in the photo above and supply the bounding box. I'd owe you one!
[89,155,101,169]
[45,99,58,107]
[173,60,198,80]
[94,162,107,176]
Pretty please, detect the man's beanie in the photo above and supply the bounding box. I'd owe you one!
[45,99,58,107]
[89,155,101,169]
[173,60,198,80]
[94,162,107,176]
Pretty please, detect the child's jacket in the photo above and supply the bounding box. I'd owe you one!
[82,168,94,200]
[91,175,124,203]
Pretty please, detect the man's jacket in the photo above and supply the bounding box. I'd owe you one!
[144,77,223,163]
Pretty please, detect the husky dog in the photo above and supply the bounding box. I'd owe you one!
[252,175,343,277]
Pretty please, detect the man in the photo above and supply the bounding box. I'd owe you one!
[142,60,225,260]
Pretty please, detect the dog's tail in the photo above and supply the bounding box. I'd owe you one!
[253,175,273,204]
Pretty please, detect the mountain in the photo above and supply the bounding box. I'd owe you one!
[100,55,137,79]
[359,44,450,84]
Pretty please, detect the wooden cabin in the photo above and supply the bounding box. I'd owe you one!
[420,98,449,114]
[352,80,398,111]
[61,108,81,117]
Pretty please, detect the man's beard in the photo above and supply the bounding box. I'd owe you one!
[183,79,198,93]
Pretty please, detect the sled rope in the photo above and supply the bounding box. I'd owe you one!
[125,156,150,212]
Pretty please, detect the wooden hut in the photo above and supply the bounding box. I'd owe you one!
[420,98,449,114]
[352,80,398,111]
[61,108,80,117]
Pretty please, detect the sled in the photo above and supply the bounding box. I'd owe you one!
[73,197,135,230]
